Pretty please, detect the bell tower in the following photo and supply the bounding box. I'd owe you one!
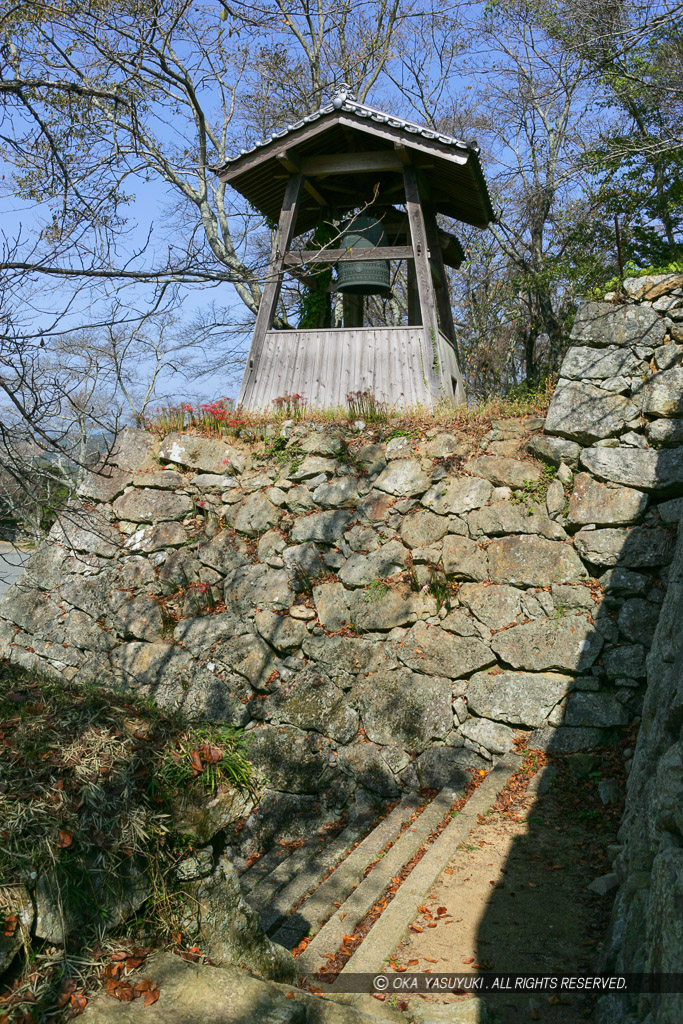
[216,90,494,411]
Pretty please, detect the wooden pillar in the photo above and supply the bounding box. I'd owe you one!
[343,292,363,328]
[406,261,420,326]
[402,165,446,398]
[237,173,303,406]
[423,204,466,405]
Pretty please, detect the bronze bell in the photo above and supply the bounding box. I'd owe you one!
[336,215,391,297]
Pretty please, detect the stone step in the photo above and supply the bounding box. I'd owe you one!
[336,752,522,981]
[246,810,378,906]
[295,781,468,973]
[264,793,425,945]
[240,843,303,895]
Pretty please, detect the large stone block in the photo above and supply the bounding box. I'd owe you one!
[573,526,674,568]
[373,458,431,496]
[648,418,683,448]
[223,565,295,612]
[109,641,193,689]
[487,535,588,586]
[560,345,640,380]
[458,583,524,629]
[77,464,133,503]
[568,473,648,526]
[463,455,542,488]
[422,475,492,515]
[158,433,243,474]
[491,615,603,672]
[311,476,359,507]
[228,491,281,536]
[126,521,187,553]
[580,445,683,491]
[113,488,193,523]
[527,435,582,469]
[346,586,417,632]
[545,380,638,443]
[618,599,662,645]
[302,634,395,678]
[51,507,121,557]
[569,300,666,347]
[110,426,159,472]
[641,365,683,417]
[290,509,352,543]
[459,717,516,755]
[442,534,488,580]
[466,670,573,728]
[396,620,494,679]
[261,666,358,743]
[338,539,408,587]
[400,509,449,548]
[467,500,566,540]
[244,724,334,794]
[354,668,452,751]
[562,691,630,727]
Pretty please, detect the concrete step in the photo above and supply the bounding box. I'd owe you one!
[337,752,522,979]
[266,793,425,947]
[246,810,378,909]
[295,781,467,974]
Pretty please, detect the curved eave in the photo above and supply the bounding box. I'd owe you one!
[217,109,494,231]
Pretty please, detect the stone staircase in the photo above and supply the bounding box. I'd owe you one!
[249,754,522,984]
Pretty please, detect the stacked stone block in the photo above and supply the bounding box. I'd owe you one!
[0,277,682,865]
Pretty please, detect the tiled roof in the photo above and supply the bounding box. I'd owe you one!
[222,89,479,168]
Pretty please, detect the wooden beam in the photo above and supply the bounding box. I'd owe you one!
[285,245,415,265]
[402,164,444,398]
[237,173,304,407]
[300,150,405,175]
[275,150,328,208]
[423,202,466,404]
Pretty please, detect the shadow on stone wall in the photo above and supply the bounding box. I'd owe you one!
[474,295,683,1024]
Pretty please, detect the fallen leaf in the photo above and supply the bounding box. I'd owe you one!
[444,868,454,874]
[189,749,203,774]
[339,913,346,920]
[143,988,160,1007]
[424,957,438,964]
[463,957,475,964]
[56,829,73,849]
[436,906,447,916]
[3,914,17,937]
[285,993,295,1000]
[200,743,223,764]
[427,922,437,928]
[116,983,135,1002]
[70,992,87,1011]
[407,959,419,966]
[409,925,423,933]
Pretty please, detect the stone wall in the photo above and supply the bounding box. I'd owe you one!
[1,276,682,873]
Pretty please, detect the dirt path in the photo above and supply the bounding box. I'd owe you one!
[385,748,626,1024]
